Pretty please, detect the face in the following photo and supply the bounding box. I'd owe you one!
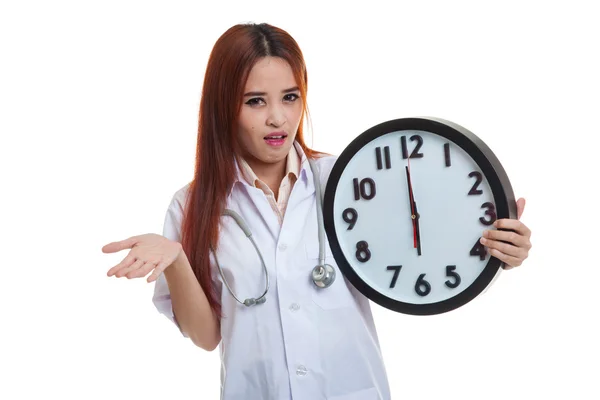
[237,56,303,174]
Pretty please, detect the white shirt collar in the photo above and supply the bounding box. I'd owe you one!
[231,141,310,196]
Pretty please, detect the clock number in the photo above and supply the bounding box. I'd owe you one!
[415,273,431,296]
[468,171,483,195]
[342,208,358,230]
[375,146,392,170]
[387,266,461,292]
[479,202,497,225]
[401,135,424,159]
[386,265,402,288]
[355,240,371,262]
[445,265,461,289]
[353,178,376,200]
[444,143,451,167]
[470,238,487,260]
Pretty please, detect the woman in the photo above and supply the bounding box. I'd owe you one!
[103,23,532,400]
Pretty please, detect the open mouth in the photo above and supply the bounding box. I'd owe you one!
[264,134,287,140]
[264,134,288,146]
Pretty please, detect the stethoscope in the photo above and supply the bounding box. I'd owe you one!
[210,157,336,307]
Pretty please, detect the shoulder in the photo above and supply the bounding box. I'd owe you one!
[163,181,192,228]
[162,182,192,242]
[314,153,339,183]
[169,181,192,211]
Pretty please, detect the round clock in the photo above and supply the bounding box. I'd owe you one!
[323,117,517,315]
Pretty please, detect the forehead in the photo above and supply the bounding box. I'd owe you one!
[244,57,297,90]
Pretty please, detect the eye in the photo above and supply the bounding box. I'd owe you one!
[283,93,300,102]
[245,97,265,106]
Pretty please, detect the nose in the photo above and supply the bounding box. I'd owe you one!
[266,103,286,128]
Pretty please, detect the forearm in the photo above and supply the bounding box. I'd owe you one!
[163,248,221,351]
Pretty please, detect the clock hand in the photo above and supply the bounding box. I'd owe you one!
[405,164,418,251]
[414,201,422,256]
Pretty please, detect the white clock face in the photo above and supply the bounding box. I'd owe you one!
[331,129,498,306]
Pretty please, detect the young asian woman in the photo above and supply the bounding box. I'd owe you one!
[103,22,533,400]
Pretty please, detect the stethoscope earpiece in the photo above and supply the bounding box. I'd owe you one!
[243,298,256,307]
[243,297,266,307]
[312,264,336,288]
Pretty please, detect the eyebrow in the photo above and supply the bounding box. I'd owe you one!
[243,86,300,97]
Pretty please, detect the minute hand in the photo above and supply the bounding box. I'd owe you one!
[405,166,418,251]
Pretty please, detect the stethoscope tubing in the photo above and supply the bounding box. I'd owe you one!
[212,157,334,307]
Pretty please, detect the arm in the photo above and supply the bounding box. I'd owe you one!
[163,247,221,351]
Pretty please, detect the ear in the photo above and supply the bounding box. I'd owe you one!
[516,197,526,220]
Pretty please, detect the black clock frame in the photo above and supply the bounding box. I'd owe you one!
[323,117,517,315]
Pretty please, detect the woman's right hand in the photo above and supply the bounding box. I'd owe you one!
[102,233,183,283]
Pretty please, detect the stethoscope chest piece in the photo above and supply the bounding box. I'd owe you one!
[312,264,336,288]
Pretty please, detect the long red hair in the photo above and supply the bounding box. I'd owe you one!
[180,23,322,319]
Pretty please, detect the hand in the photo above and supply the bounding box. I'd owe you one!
[103,233,183,282]
[480,198,532,270]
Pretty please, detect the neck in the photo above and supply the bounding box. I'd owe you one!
[246,156,287,193]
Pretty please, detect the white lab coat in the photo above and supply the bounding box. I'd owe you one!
[153,142,391,400]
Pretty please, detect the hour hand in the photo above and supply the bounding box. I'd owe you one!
[414,201,422,256]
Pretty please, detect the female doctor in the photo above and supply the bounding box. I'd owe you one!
[103,23,533,400]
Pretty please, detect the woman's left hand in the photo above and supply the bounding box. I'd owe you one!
[480,197,532,270]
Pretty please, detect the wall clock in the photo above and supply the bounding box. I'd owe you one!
[323,117,517,315]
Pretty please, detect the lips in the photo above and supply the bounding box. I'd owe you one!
[264,132,288,140]
[264,132,288,147]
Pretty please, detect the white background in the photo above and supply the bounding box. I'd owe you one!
[1,0,598,399]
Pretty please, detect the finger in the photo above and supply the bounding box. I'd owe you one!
[147,260,171,283]
[102,236,142,254]
[488,247,522,268]
[483,228,530,249]
[116,258,145,278]
[516,197,526,220]
[480,237,525,258]
[493,219,531,237]
[127,261,157,279]
[107,253,137,277]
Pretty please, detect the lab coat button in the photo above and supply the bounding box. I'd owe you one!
[290,303,300,311]
[296,365,308,376]
[278,243,288,251]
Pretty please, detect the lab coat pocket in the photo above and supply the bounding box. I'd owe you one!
[305,244,352,310]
